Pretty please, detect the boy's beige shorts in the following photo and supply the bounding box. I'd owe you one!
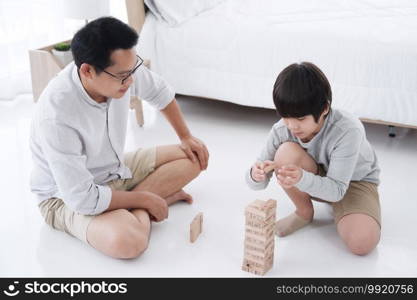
[38,147,156,244]
[312,164,381,227]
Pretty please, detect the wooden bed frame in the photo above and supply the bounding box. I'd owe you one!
[126,0,146,33]
[125,0,417,134]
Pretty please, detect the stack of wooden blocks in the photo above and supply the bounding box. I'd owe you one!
[242,199,277,275]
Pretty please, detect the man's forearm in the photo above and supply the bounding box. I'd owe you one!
[161,99,191,139]
[106,190,148,212]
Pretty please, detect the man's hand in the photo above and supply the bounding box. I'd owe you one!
[250,160,275,182]
[180,135,209,170]
[141,191,168,222]
[277,164,302,189]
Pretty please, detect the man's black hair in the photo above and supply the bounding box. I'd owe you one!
[272,62,332,122]
[71,16,138,73]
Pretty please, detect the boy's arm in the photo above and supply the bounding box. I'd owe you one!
[294,128,362,202]
[246,127,280,190]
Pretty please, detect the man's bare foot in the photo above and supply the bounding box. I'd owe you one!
[165,189,193,205]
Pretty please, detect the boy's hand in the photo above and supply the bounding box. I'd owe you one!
[277,164,302,188]
[251,160,275,182]
[141,191,168,222]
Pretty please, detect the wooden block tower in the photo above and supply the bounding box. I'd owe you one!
[242,199,276,275]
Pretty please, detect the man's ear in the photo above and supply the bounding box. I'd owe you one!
[79,63,96,80]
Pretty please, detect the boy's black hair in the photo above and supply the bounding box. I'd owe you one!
[272,62,332,123]
[71,17,138,73]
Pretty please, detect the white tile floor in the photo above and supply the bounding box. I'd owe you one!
[1,94,416,277]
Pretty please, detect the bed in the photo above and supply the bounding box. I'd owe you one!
[125,0,417,131]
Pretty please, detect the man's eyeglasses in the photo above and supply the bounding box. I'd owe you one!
[99,55,144,85]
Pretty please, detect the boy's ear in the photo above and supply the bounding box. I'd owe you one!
[324,101,330,115]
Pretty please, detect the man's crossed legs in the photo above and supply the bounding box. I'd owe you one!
[39,145,201,259]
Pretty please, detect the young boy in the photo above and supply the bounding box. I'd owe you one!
[30,17,209,259]
[246,62,381,256]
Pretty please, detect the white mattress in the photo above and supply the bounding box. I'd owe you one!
[138,0,417,127]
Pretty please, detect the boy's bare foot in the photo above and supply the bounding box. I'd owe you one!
[165,189,193,205]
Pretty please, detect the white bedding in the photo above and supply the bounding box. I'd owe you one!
[138,0,417,127]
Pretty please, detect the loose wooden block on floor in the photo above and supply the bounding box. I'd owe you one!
[190,212,203,243]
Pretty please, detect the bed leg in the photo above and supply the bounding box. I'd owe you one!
[388,125,396,137]
[130,96,144,127]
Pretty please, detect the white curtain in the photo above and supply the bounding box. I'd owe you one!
[0,0,127,101]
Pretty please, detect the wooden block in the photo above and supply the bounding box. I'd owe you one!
[264,199,277,210]
[190,212,203,243]
[247,199,276,213]
[263,163,276,174]
[244,242,274,254]
[245,223,275,237]
[245,208,276,220]
[242,259,271,276]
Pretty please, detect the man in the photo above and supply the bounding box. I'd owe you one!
[30,17,209,259]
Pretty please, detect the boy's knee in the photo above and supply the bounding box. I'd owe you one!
[338,214,380,256]
[107,227,149,259]
[274,142,305,167]
[344,230,379,256]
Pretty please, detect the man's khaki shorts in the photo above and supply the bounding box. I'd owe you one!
[312,164,381,227]
[38,147,156,244]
